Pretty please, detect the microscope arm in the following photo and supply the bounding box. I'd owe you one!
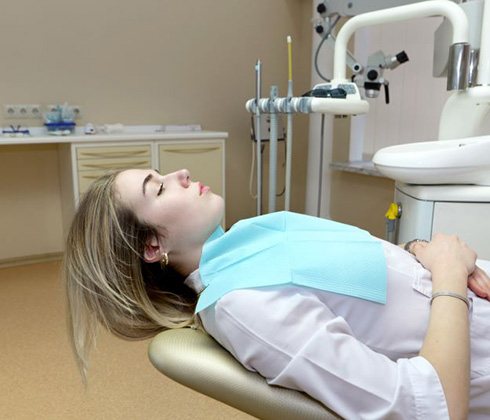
[332,0,469,83]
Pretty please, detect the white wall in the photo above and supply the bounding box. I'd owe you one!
[351,17,449,158]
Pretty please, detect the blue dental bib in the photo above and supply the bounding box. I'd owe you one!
[195,211,387,313]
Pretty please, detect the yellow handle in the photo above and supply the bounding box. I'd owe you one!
[385,202,401,220]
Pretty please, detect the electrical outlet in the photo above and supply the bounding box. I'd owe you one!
[18,105,29,117]
[71,105,81,118]
[47,104,82,119]
[3,104,42,118]
[27,104,41,118]
[4,104,19,118]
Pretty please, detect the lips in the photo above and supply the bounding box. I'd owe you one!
[199,182,210,195]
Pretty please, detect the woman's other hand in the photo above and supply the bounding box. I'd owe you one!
[468,266,490,301]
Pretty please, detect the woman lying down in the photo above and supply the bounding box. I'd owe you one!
[64,168,490,419]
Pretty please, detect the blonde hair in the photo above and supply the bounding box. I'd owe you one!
[63,171,197,382]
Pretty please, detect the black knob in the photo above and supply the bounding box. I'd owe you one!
[367,69,378,81]
[396,51,409,64]
[315,25,324,34]
[317,3,327,14]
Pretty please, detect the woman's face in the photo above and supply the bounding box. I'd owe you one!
[114,168,224,256]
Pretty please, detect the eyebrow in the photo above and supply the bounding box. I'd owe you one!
[142,173,153,196]
[142,169,161,196]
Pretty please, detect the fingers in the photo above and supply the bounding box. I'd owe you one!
[411,233,477,277]
[410,240,429,255]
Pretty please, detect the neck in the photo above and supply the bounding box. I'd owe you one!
[169,247,202,278]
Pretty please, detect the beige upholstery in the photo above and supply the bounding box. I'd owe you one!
[148,328,341,420]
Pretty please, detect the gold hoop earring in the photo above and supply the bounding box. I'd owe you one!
[160,252,169,268]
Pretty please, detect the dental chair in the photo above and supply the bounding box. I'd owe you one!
[148,328,342,419]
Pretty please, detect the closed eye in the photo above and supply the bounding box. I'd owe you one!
[157,183,164,196]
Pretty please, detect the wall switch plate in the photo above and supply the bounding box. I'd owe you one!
[4,104,42,118]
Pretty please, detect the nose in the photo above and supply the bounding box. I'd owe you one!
[178,169,191,187]
[165,169,191,187]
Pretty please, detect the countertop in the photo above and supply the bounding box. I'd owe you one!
[0,125,228,146]
[330,160,383,177]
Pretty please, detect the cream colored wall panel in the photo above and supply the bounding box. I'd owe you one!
[158,142,224,197]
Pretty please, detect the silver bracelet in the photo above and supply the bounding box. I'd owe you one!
[430,291,470,309]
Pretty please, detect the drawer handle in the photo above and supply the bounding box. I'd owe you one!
[80,150,149,158]
[82,160,149,170]
[164,147,220,154]
[81,174,100,180]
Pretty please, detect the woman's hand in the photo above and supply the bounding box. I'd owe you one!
[468,266,490,301]
[411,233,477,277]
[410,235,490,300]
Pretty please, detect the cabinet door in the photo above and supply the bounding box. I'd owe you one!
[158,142,224,197]
[76,144,152,196]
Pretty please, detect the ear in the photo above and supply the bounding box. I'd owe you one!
[143,233,165,263]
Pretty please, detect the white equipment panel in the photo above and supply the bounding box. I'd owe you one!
[395,183,490,259]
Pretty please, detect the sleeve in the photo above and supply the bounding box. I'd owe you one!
[206,287,450,420]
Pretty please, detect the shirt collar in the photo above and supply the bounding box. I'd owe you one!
[184,269,205,294]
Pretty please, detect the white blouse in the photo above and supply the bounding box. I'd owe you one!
[185,240,490,419]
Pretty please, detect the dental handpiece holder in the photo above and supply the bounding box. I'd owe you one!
[245,82,369,116]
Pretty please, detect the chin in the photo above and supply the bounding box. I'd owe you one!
[215,196,225,220]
